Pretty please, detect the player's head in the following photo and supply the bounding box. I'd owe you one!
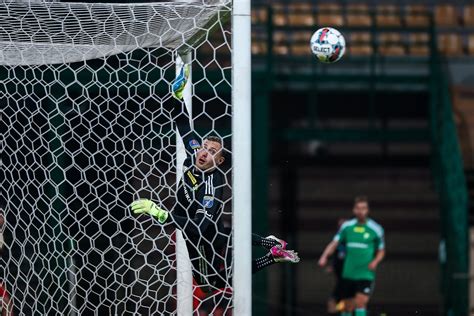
[353,196,369,221]
[195,136,225,171]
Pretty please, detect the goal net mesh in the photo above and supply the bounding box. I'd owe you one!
[1,0,233,314]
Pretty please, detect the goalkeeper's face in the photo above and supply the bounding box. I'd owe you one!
[196,139,225,171]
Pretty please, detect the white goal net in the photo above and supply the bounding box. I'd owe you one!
[0,0,252,314]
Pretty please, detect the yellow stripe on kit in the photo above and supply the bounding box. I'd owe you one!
[187,171,197,185]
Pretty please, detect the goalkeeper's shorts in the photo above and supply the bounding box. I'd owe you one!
[187,233,232,291]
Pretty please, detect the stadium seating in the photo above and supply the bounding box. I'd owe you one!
[292,31,313,56]
[288,3,313,26]
[346,4,371,27]
[435,4,458,27]
[465,5,474,27]
[438,33,464,56]
[316,3,343,27]
[272,4,286,27]
[408,33,430,56]
[469,35,474,56]
[348,32,372,56]
[250,2,473,58]
[251,7,267,25]
[405,5,430,27]
[251,42,266,55]
[379,33,405,56]
[376,5,402,27]
[272,31,289,56]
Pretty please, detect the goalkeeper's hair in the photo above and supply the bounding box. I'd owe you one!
[205,135,222,145]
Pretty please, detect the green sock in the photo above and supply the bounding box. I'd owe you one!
[355,308,366,316]
[341,312,352,316]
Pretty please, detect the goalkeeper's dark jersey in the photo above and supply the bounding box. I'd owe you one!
[171,156,226,243]
[172,158,230,290]
[166,101,226,241]
[165,98,230,290]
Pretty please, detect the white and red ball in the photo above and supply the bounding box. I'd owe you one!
[310,27,346,63]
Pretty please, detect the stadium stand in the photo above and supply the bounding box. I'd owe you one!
[250,1,474,315]
[250,2,474,58]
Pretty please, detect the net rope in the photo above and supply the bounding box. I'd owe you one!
[1,0,233,314]
[0,0,228,65]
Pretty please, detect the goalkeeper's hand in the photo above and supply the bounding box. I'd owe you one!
[130,199,169,224]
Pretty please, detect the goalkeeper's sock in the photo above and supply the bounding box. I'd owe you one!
[252,253,275,274]
[354,308,366,316]
[252,234,280,250]
[266,235,288,249]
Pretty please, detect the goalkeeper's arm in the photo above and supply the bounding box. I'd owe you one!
[131,173,224,237]
[173,103,200,157]
[131,195,222,237]
[170,64,201,166]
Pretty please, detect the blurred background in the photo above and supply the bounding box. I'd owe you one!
[248,1,474,315]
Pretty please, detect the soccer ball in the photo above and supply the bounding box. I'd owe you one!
[310,27,346,63]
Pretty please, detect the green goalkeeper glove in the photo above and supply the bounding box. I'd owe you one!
[172,64,190,100]
[130,199,169,224]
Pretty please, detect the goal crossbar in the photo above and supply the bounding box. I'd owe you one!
[0,0,229,65]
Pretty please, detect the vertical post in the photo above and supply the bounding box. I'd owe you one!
[175,53,193,315]
[232,0,252,314]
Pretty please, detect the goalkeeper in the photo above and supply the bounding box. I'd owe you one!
[130,65,299,292]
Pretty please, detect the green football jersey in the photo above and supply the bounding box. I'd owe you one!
[333,218,385,281]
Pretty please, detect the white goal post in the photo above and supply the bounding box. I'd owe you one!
[0,0,251,314]
[231,0,252,314]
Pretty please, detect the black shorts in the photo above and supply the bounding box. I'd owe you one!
[186,233,232,291]
[340,278,374,299]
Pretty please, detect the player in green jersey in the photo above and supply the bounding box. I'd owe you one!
[318,196,385,316]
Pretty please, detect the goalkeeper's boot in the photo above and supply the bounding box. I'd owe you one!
[172,64,190,100]
[271,246,300,263]
[266,235,287,249]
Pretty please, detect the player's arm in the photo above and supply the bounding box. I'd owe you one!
[129,192,222,236]
[173,98,200,160]
[318,240,339,267]
[170,64,201,167]
[368,249,385,271]
[319,225,346,267]
[369,228,386,270]
[169,174,223,237]
[129,175,223,233]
